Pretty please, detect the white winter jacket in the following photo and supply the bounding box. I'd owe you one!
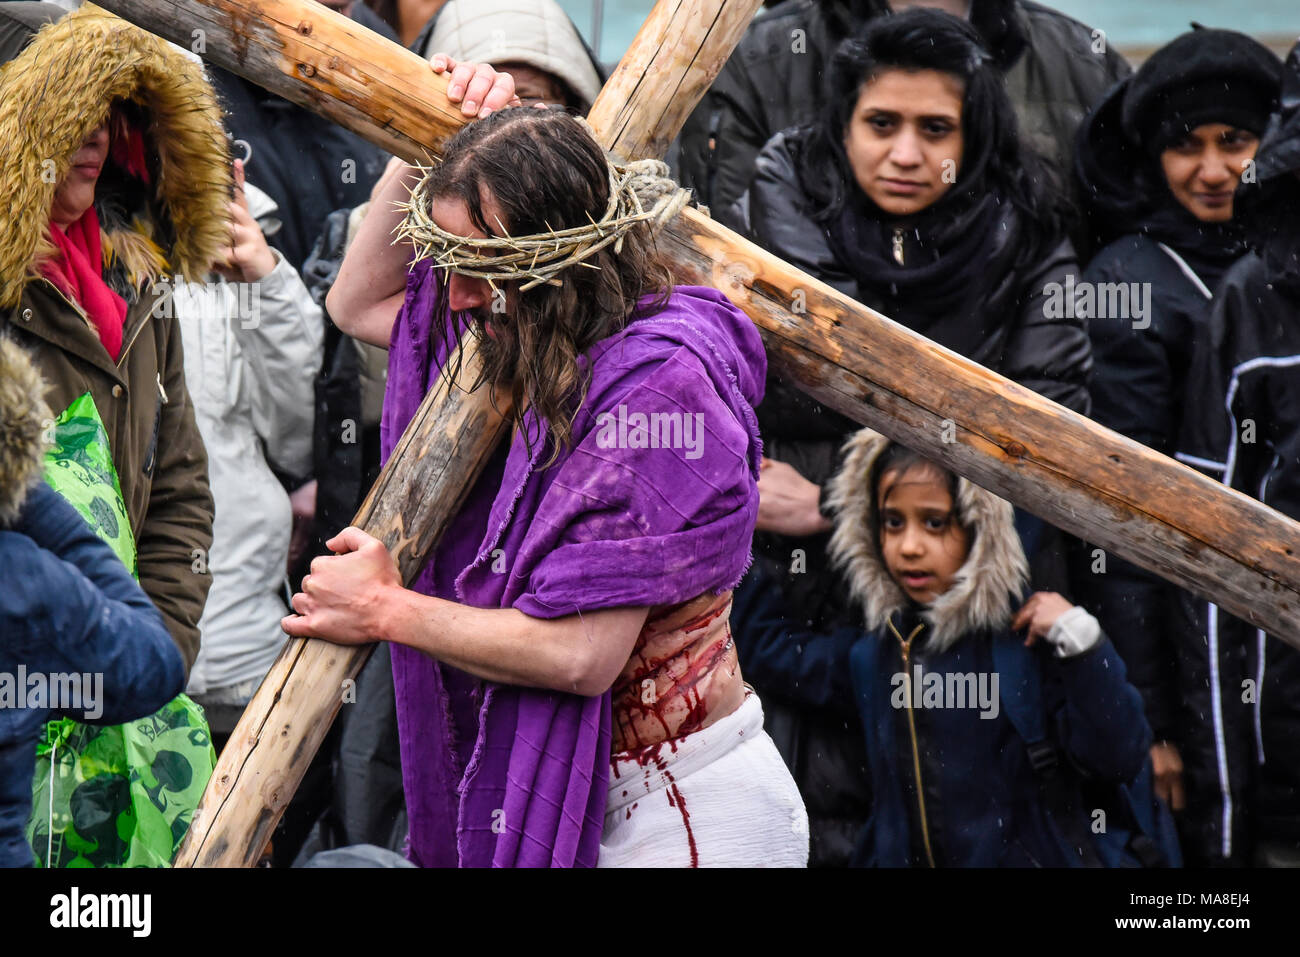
[178,185,323,693]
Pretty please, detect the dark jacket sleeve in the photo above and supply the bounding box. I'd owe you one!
[677,46,774,223]
[745,130,863,492]
[1050,636,1151,784]
[746,132,857,299]
[1073,242,1186,739]
[6,483,186,724]
[1169,265,1263,864]
[731,559,860,717]
[134,319,214,674]
[999,238,1092,415]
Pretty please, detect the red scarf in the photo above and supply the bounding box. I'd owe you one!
[42,206,128,360]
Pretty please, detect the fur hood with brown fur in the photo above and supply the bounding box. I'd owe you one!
[824,428,1029,651]
[0,337,50,526]
[0,3,230,311]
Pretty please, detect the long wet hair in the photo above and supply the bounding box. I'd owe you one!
[799,8,1065,262]
[425,108,675,465]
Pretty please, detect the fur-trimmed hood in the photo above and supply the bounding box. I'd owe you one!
[0,3,230,310]
[824,428,1028,651]
[0,336,51,526]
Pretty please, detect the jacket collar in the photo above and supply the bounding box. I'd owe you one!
[824,427,1028,651]
[9,280,157,384]
[0,336,51,525]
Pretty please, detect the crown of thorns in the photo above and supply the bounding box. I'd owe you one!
[394,155,691,292]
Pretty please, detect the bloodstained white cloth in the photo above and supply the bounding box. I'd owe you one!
[598,691,809,867]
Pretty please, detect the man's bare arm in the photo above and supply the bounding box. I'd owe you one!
[281,526,649,696]
[326,158,420,347]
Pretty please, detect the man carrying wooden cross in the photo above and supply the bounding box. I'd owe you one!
[282,69,809,868]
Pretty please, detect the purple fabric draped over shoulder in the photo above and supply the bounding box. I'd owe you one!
[380,258,766,867]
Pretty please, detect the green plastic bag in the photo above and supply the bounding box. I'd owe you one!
[26,393,215,868]
[41,392,136,577]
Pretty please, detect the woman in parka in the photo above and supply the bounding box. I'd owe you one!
[1070,28,1283,865]
[1175,37,1300,867]
[0,3,230,672]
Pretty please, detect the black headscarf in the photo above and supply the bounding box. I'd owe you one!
[1122,27,1282,157]
[826,131,1010,324]
[1075,27,1282,274]
[1076,27,1279,273]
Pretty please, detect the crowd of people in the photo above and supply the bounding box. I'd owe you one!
[0,0,1297,869]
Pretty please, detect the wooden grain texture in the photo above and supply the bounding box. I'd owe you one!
[133,0,756,866]
[586,0,763,161]
[92,0,464,161]
[660,207,1300,638]
[175,338,509,867]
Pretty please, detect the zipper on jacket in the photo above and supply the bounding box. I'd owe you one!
[892,227,905,266]
[889,617,935,867]
[117,304,155,368]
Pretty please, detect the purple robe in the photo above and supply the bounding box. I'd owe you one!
[380,258,766,867]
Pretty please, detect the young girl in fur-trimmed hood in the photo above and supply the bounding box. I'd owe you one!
[734,428,1175,867]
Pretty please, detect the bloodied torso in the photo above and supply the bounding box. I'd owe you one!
[610,590,745,754]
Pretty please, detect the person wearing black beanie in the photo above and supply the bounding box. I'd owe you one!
[1176,36,1300,868]
[1069,27,1282,868]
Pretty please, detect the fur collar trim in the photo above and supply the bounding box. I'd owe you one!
[0,5,230,309]
[0,337,51,525]
[824,428,1028,651]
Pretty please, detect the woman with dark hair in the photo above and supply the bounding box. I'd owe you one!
[1173,38,1300,867]
[728,7,1089,866]
[1070,29,1283,866]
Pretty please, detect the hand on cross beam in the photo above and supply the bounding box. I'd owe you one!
[427,54,521,117]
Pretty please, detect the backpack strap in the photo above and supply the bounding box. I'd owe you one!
[992,635,1103,867]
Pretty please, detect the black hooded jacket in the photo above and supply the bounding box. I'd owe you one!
[1070,66,1271,749]
[1173,40,1300,865]
[676,0,1130,226]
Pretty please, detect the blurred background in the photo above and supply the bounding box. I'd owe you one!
[556,0,1300,69]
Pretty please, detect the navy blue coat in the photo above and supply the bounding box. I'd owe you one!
[733,566,1153,867]
[0,483,185,867]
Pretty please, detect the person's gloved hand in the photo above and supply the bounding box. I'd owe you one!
[1013,592,1102,658]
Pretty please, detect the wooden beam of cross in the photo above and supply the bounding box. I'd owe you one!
[91,0,1300,866]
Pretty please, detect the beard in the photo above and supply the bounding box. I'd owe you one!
[471,307,520,391]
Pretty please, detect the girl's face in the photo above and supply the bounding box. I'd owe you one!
[843,67,965,217]
[1159,123,1260,223]
[878,465,970,605]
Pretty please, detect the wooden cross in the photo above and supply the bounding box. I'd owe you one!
[92,0,1300,866]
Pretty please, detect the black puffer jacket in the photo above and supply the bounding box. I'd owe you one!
[748,128,1090,429]
[1174,41,1300,865]
[1070,77,1260,750]
[677,0,1129,225]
